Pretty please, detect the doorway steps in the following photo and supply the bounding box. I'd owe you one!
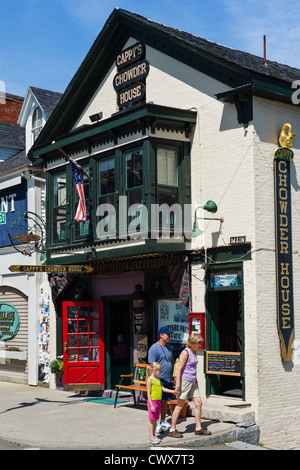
[188,395,259,445]
[197,395,255,423]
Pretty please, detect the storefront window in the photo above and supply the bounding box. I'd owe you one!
[53,172,67,241]
[157,299,190,345]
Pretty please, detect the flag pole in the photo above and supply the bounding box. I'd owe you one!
[52,141,92,180]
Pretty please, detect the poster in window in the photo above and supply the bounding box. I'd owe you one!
[157,299,190,344]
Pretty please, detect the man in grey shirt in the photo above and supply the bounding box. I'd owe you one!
[148,326,174,432]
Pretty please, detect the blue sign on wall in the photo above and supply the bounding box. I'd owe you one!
[0,180,27,247]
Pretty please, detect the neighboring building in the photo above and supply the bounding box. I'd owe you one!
[0,121,25,162]
[0,92,23,125]
[28,9,300,449]
[0,87,61,386]
[18,86,63,154]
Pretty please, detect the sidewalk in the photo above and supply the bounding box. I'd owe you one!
[0,381,249,450]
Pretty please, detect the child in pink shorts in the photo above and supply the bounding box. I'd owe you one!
[146,362,176,445]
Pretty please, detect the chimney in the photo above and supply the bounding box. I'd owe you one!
[263,35,267,65]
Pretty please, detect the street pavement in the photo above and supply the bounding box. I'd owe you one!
[0,381,267,452]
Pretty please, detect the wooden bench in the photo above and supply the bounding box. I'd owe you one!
[114,363,149,408]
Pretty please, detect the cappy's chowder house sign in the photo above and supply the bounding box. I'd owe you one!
[114,42,149,109]
[274,123,297,362]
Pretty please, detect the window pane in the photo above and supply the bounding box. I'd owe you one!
[79,349,88,361]
[89,320,99,334]
[126,150,142,189]
[79,334,88,347]
[75,166,90,237]
[68,335,77,347]
[158,186,179,205]
[99,159,115,195]
[54,174,66,206]
[157,148,178,186]
[53,207,66,240]
[68,322,77,334]
[78,321,88,333]
[90,348,99,361]
[53,172,67,241]
[67,349,77,362]
[67,307,77,320]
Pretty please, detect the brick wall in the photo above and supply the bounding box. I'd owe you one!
[0,96,23,124]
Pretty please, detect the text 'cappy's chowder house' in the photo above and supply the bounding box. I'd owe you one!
[28,9,300,449]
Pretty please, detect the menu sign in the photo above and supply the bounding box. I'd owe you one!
[206,351,242,377]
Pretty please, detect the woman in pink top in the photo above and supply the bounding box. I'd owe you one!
[168,333,211,438]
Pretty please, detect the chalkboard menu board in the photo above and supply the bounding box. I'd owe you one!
[206,351,241,376]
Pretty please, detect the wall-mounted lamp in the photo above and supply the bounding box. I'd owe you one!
[192,200,224,238]
[89,112,103,123]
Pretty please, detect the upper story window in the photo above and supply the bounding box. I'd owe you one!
[32,107,43,143]
[157,146,179,228]
[97,157,116,238]
[53,171,67,241]
[99,158,115,201]
[74,165,91,238]
[157,147,178,205]
[125,149,144,233]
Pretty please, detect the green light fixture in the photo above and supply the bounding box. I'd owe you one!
[192,200,224,238]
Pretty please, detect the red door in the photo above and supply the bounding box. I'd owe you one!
[63,301,105,391]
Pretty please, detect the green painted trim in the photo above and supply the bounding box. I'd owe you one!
[30,103,197,160]
[45,239,188,266]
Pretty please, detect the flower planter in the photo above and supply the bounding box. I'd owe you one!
[168,400,189,418]
[0,350,27,360]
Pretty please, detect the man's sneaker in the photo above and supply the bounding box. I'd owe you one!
[156,422,163,434]
[160,420,171,431]
[168,429,183,438]
[148,436,160,445]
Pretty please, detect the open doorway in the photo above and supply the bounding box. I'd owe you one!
[208,289,243,397]
[105,299,132,389]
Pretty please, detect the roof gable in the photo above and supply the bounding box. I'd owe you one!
[29,8,300,158]
[18,86,62,127]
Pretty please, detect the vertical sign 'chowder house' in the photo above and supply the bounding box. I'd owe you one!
[274,123,296,362]
[114,42,149,109]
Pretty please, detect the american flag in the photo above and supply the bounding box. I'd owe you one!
[69,158,87,222]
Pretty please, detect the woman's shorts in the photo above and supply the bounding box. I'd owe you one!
[178,380,200,400]
[147,399,161,420]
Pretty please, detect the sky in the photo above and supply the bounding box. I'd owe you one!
[1,0,300,98]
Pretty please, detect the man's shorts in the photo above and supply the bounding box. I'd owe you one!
[178,380,200,400]
[160,378,174,401]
